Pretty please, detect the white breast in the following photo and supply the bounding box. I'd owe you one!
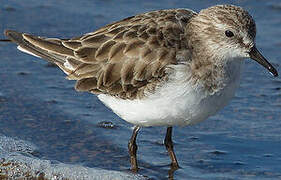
[98,60,244,127]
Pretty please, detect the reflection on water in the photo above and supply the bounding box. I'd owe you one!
[0,0,281,179]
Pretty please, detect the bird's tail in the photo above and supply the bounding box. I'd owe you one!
[0,39,11,42]
[4,30,69,64]
[4,30,79,75]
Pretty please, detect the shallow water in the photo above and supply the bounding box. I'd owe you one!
[0,0,281,179]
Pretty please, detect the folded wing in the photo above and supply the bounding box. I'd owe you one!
[5,9,195,99]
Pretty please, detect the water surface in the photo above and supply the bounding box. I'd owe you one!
[0,0,281,179]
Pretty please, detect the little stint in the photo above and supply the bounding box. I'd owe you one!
[4,4,278,171]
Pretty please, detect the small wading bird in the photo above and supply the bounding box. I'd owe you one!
[3,4,278,172]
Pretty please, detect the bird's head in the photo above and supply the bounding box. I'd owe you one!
[186,4,278,77]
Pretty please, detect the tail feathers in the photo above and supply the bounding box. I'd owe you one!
[22,33,74,57]
[0,39,11,42]
[4,30,77,75]
[4,30,108,90]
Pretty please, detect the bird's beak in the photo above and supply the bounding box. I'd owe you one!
[249,46,278,77]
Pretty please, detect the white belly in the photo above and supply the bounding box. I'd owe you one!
[98,61,243,127]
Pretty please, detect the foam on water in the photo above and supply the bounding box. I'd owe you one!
[0,135,145,180]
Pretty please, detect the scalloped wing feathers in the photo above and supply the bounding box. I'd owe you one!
[5,9,195,99]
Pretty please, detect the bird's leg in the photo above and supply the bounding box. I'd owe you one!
[164,127,179,169]
[128,126,141,172]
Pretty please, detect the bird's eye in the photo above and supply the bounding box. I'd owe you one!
[225,30,234,38]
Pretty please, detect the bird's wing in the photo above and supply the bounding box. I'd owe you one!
[5,8,196,99]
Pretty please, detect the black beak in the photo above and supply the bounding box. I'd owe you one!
[249,46,278,77]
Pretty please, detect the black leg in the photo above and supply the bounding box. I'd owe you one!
[164,127,179,169]
[128,126,140,172]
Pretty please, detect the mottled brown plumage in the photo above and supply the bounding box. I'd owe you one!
[5,9,195,100]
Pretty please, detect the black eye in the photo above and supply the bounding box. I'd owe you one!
[225,30,234,38]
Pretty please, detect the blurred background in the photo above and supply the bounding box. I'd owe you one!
[0,0,281,179]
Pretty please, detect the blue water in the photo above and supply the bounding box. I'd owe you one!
[0,0,281,179]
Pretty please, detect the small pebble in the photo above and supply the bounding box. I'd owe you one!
[97,121,115,129]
